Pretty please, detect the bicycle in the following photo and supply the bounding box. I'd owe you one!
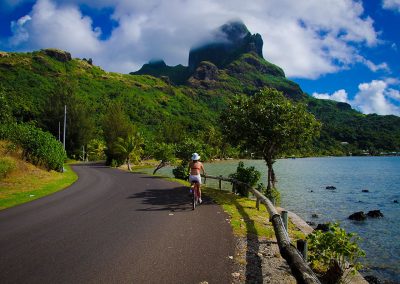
[191,181,201,210]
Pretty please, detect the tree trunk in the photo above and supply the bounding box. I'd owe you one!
[266,158,273,191]
[127,158,132,171]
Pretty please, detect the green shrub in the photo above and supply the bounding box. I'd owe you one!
[256,183,281,205]
[0,123,66,172]
[0,157,16,179]
[172,161,189,180]
[229,161,261,197]
[307,223,365,281]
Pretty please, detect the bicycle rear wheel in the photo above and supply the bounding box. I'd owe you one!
[192,190,196,210]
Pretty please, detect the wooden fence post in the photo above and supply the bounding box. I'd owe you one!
[281,210,288,231]
[297,239,308,262]
[219,175,222,190]
[256,198,260,210]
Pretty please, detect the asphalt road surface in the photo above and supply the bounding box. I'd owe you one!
[0,163,234,284]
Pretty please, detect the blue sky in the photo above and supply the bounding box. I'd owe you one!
[0,0,399,116]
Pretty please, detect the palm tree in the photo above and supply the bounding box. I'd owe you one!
[114,132,144,171]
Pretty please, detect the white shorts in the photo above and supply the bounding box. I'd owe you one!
[189,174,202,184]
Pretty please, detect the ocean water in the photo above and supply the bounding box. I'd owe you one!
[143,157,400,283]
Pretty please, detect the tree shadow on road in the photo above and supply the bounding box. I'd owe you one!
[232,199,263,283]
[128,186,213,212]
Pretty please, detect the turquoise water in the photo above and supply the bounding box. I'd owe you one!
[143,157,400,282]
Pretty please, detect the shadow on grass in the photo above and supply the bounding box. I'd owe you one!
[232,198,263,283]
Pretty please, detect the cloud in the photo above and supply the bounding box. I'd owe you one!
[314,79,400,116]
[9,0,102,56]
[10,15,32,46]
[312,89,349,102]
[382,0,400,12]
[5,0,380,77]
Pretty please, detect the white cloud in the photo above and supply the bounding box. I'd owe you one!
[10,15,32,46]
[316,80,400,115]
[312,89,349,102]
[382,0,400,12]
[9,0,102,57]
[6,0,380,77]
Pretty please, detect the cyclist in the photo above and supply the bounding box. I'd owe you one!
[188,153,205,204]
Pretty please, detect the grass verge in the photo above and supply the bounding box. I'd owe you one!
[0,163,78,210]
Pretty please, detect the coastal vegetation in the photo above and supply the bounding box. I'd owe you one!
[0,140,77,210]
[221,88,321,197]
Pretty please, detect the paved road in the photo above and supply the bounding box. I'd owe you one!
[0,163,234,284]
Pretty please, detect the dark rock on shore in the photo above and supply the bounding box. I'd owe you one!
[349,211,367,221]
[306,221,316,226]
[364,275,382,284]
[367,210,384,218]
[326,185,336,190]
[315,223,330,232]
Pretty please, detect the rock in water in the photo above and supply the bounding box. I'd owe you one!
[367,210,384,218]
[362,189,369,193]
[315,223,330,232]
[326,185,336,190]
[349,211,367,221]
[364,275,382,284]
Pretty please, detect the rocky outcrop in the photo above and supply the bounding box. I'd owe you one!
[349,211,367,221]
[367,210,384,218]
[190,61,218,80]
[188,20,263,71]
[0,51,10,58]
[42,49,71,62]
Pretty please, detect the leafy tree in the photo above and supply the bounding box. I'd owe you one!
[87,139,106,161]
[221,88,320,193]
[153,142,176,174]
[102,102,134,165]
[114,130,144,171]
[40,82,95,156]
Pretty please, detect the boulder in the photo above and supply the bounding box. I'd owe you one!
[364,275,382,284]
[326,186,336,190]
[315,223,330,232]
[42,48,71,62]
[311,214,319,218]
[349,211,367,221]
[362,189,369,193]
[394,200,398,204]
[367,210,384,218]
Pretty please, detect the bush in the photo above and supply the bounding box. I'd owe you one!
[307,223,365,282]
[229,161,261,197]
[172,161,189,180]
[0,123,66,172]
[256,183,281,205]
[0,157,16,179]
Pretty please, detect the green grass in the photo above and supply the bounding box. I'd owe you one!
[0,164,78,210]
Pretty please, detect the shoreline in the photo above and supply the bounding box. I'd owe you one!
[277,207,368,284]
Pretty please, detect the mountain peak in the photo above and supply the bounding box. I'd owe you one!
[188,21,263,71]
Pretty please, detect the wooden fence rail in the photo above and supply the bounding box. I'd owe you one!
[202,174,321,284]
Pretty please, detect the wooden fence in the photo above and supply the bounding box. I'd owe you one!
[202,174,321,284]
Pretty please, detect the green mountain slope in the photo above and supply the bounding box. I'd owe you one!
[1,22,399,157]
